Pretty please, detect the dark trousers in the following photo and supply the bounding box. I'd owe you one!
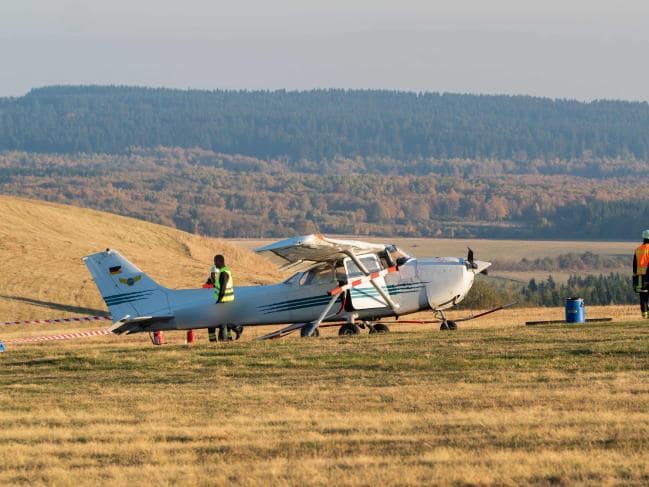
[219,324,229,341]
[641,292,649,314]
[208,327,217,342]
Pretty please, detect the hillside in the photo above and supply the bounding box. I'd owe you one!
[0,195,282,321]
[2,85,649,161]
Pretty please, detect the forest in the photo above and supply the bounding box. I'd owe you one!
[0,149,647,240]
[2,85,649,163]
[0,85,648,241]
[460,273,637,309]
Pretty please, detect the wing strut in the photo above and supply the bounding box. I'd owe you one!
[257,265,399,340]
[300,293,340,337]
[302,254,399,337]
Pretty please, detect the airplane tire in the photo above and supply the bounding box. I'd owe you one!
[371,323,390,334]
[440,321,450,331]
[339,323,361,336]
[447,320,458,330]
[300,326,320,338]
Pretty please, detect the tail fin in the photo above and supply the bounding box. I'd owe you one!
[83,249,172,321]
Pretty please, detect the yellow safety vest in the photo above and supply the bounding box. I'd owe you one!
[635,244,649,276]
[215,266,234,302]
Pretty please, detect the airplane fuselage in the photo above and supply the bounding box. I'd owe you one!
[155,256,487,331]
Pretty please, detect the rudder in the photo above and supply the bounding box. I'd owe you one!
[83,249,171,321]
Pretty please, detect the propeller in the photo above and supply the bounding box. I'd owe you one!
[467,247,489,274]
[467,247,478,269]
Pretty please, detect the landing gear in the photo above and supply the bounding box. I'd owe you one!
[439,320,457,331]
[437,310,458,331]
[231,325,243,340]
[339,323,361,336]
[300,325,320,337]
[369,323,390,334]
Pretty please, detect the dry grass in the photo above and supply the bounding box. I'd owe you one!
[1,320,648,486]
[2,197,649,485]
[0,196,281,322]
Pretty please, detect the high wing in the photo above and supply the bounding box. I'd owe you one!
[255,234,387,272]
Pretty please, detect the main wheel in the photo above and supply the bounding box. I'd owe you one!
[339,323,361,336]
[300,326,320,337]
[370,323,390,334]
[440,321,449,331]
[446,320,458,330]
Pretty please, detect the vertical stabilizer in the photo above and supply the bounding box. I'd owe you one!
[83,249,171,321]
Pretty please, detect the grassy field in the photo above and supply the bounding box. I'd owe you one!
[1,320,648,486]
[3,196,648,485]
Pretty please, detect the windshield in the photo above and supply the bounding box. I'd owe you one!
[386,245,411,261]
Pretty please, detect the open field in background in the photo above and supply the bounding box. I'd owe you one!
[1,320,648,486]
[231,237,635,284]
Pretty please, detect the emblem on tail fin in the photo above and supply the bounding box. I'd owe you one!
[119,275,142,286]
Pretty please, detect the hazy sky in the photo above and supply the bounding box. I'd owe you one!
[2,0,649,100]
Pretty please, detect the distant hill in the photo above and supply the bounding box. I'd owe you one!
[0,195,282,321]
[2,85,649,162]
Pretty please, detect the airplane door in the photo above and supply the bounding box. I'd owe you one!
[343,254,388,309]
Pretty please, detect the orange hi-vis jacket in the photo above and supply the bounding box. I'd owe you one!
[634,243,649,276]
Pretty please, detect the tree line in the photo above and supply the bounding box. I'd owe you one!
[460,273,637,309]
[2,85,649,164]
[0,149,647,240]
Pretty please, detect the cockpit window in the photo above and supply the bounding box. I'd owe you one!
[303,265,334,285]
[283,272,303,285]
[290,265,335,286]
[345,255,382,279]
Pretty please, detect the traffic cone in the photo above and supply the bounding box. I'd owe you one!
[153,331,165,345]
[186,329,195,344]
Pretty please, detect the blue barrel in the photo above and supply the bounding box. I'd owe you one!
[565,298,585,323]
[0,342,5,352]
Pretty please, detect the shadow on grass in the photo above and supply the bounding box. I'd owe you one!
[0,294,107,316]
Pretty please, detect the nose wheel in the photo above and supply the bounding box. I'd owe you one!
[439,320,457,331]
[436,310,458,331]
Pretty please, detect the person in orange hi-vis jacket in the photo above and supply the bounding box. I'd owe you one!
[633,230,649,319]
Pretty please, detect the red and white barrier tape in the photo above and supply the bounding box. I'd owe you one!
[328,266,397,296]
[1,315,112,326]
[4,328,111,344]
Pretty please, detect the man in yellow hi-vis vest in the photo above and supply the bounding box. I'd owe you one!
[633,230,649,319]
[211,254,234,341]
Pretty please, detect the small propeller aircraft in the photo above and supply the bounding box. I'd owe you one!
[83,234,508,340]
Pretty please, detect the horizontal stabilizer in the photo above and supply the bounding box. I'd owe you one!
[110,314,174,335]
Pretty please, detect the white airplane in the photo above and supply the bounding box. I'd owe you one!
[83,234,505,340]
